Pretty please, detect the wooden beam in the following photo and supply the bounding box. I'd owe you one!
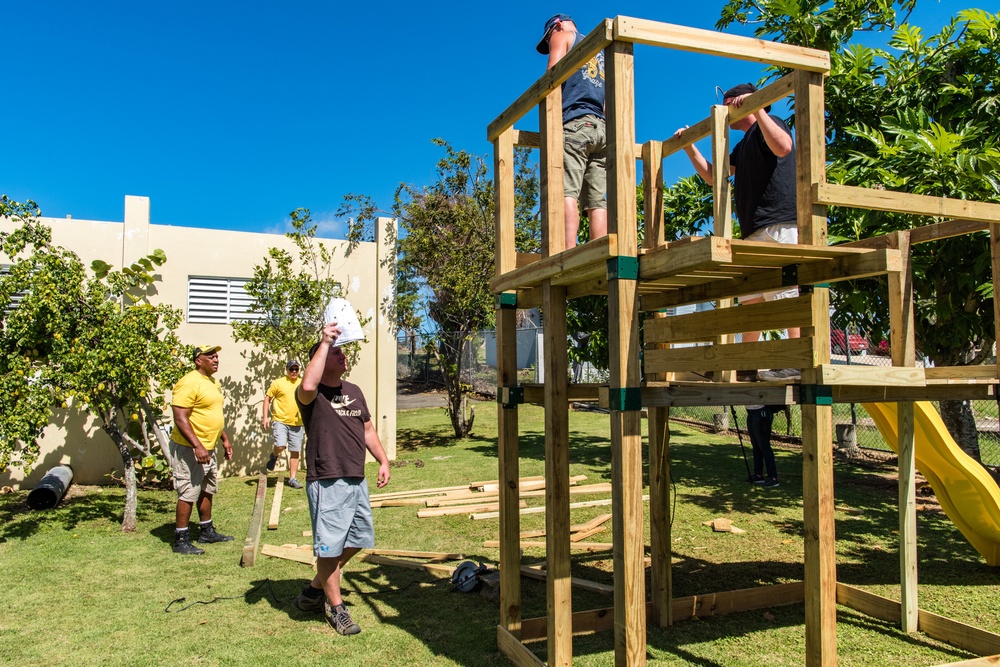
[486,540,615,551]
[417,500,527,517]
[645,295,815,343]
[490,234,617,293]
[364,549,464,560]
[520,564,614,595]
[929,656,1000,667]
[261,543,315,566]
[240,474,268,567]
[472,496,649,520]
[357,553,459,578]
[910,219,990,245]
[613,16,830,72]
[487,19,614,141]
[497,625,546,667]
[497,305,522,636]
[800,364,925,387]
[814,183,1000,223]
[267,477,284,530]
[644,337,816,373]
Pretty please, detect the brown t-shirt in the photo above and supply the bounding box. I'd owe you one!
[297,380,370,481]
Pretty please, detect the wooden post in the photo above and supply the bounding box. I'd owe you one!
[642,139,671,627]
[607,38,646,667]
[711,104,735,380]
[795,69,836,667]
[494,128,523,637]
[889,230,918,632]
[541,82,572,667]
[241,474,268,567]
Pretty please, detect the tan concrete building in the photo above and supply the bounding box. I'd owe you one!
[1,196,397,487]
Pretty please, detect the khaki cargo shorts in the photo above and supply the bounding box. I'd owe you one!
[563,114,607,212]
[171,441,219,502]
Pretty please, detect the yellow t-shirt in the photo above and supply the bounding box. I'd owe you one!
[171,370,225,450]
[266,376,303,426]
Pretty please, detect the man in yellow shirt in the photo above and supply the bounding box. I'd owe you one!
[170,344,234,555]
[263,359,304,488]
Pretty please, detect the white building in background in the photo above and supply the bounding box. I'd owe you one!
[1,196,397,487]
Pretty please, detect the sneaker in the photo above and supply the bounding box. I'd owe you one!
[758,368,801,382]
[295,587,325,613]
[325,601,361,635]
[197,524,234,544]
[749,473,767,484]
[266,453,277,472]
[172,531,205,555]
[763,477,780,488]
[286,477,303,489]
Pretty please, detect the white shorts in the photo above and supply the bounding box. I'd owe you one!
[743,223,799,302]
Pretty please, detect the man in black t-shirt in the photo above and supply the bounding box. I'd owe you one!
[292,322,391,635]
[675,82,802,382]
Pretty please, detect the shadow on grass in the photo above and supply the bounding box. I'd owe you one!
[0,487,172,542]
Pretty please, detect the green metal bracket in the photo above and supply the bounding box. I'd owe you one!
[498,386,524,408]
[496,292,517,309]
[800,384,833,406]
[609,387,643,412]
[607,256,639,281]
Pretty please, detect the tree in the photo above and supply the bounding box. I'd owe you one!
[231,208,364,368]
[372,139,538,437]
[1,196,188,531]
[716,2,1000,461]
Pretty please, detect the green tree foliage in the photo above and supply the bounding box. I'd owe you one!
[717,2,1000,460]
[382,139,538,437]
[231,208,365,367]
[0,196,187,530]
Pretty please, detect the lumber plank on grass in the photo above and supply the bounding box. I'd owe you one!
[240,474,268,567]
[267,477,284,530]
[418,500,527,517]
[358,553,459,577]
[472,495,648,520]
[498,625,546,667]
[520,564,613,595]
[929,656,1000,667]
[570,525,607,542]
[485,540,615,551]
[471,474,547,491]
[363,549,463,560]
[262,543,316,566]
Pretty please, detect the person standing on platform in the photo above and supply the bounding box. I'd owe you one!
[537,13,607,249]
[675,82,801,382]
[263,359,305,489]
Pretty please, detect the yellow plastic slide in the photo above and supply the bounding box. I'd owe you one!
[862,402,1000,566]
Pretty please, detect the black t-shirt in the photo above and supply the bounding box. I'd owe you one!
[296,380,371,481]
[730,114,797,237]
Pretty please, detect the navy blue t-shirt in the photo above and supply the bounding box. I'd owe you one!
[561,32,605,123]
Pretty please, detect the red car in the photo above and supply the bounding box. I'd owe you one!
[831,330,868,355]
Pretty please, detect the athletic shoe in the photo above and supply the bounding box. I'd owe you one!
[749,473,767,484]
[325,601,361,635]
[266,453,277,472]
[172,531,205,555]
[763,477,780,488]
[295,588,325,613]
[287,477,303,489]
[197,524,234,544]
[758,368,801,382]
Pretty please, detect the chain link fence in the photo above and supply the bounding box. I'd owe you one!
[399,327,1000,467]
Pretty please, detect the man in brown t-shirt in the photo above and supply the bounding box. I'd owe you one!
[293,322,391,636]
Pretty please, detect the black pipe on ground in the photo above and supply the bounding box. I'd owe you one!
[26,464,74,510]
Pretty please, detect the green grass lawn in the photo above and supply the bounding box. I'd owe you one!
[1,402,998,666]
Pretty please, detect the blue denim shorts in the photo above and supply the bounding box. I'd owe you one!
[307,477,374,558]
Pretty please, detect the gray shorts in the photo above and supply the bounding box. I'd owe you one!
[563,114,607,212]
[170,441,218,503]
[271,422,304,453]
[307,477,374,558]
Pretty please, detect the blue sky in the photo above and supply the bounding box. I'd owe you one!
[3,1,972,238]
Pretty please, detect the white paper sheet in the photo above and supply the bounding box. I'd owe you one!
[322,297,364,345]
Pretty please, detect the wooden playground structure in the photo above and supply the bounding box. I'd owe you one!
[488,16,1000,667]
